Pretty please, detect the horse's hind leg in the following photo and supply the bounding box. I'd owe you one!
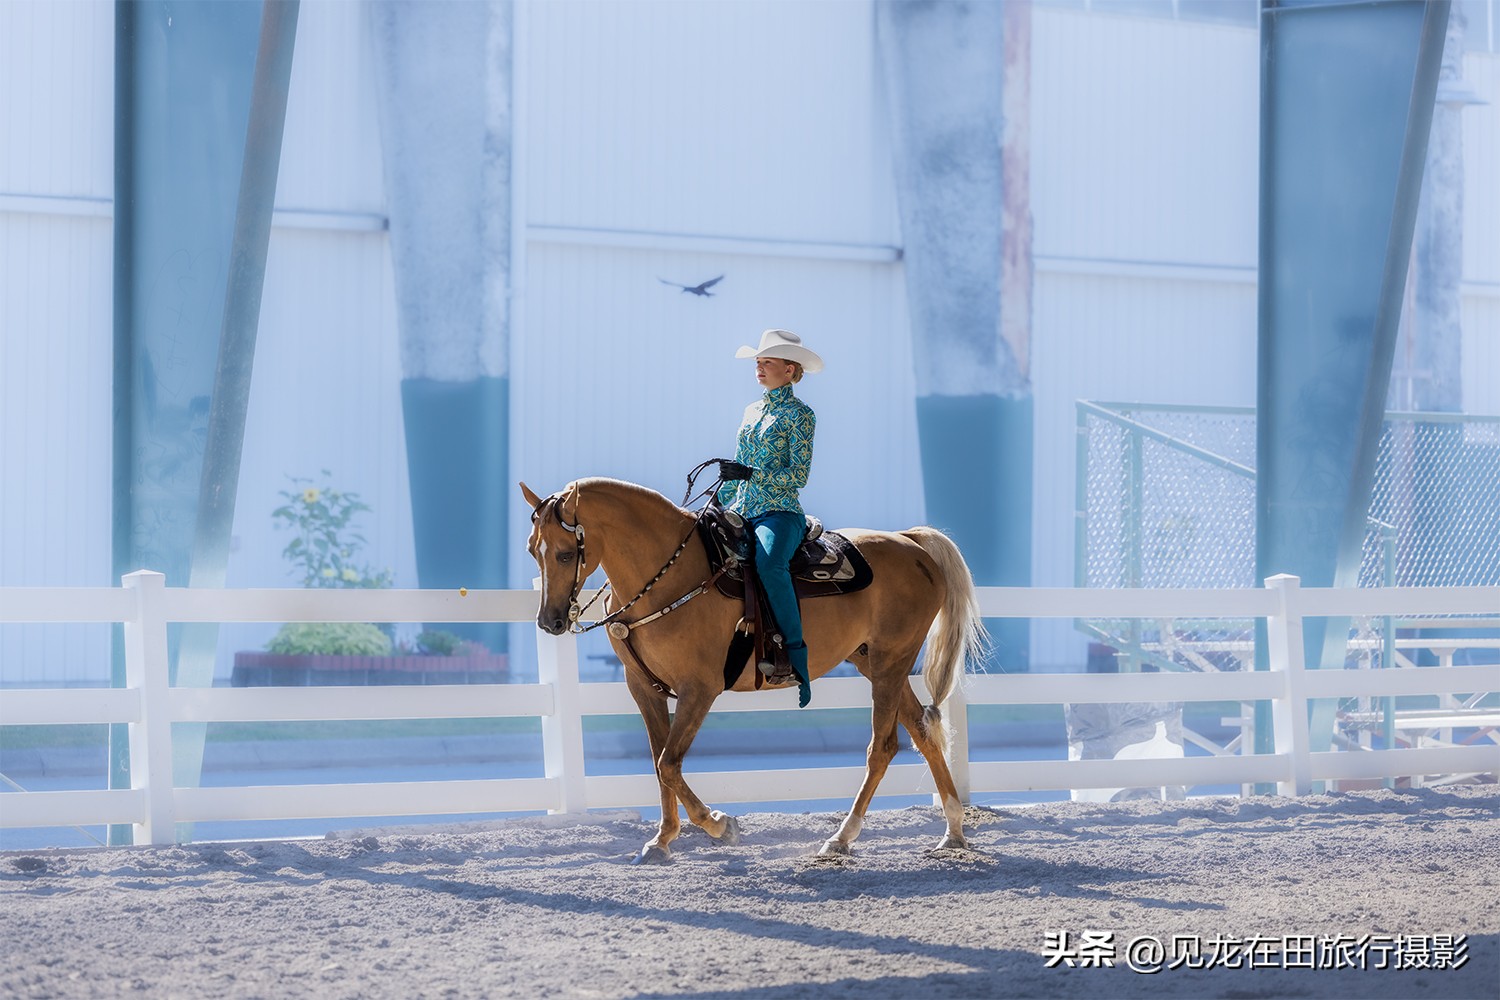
[897,683,968,849]
[820,672,904,856]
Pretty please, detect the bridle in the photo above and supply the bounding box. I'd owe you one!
[531,492,595,630]
[530,469,727,638]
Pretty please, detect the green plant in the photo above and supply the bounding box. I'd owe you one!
[266,622,393,657]
[271,471,393,589]
[415,630,464,656]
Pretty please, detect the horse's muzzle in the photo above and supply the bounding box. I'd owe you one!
[537,613,568,636]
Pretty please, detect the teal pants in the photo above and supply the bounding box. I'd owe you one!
[751,511,811,705]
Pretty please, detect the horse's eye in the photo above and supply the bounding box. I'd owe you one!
[557,551,574,565]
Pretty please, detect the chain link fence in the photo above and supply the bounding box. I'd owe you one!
[1076,402,1500,676]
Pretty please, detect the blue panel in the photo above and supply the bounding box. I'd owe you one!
[916,394,1033,671]
[1254,0,1450,756]
[370,2,513,655]
[113,0,264,589]
[401,377,511,654]
[876,1,1018,397]
[113,0,300,839]
[878,2,1034,670]
[1257,0,1448,593]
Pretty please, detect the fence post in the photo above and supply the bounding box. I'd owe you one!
[536,627,588,814]
[1264,573,1311,796]
[122,570,176,844]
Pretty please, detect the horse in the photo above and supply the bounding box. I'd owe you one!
[520,476,987,863]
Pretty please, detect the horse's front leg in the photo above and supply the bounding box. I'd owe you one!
[625,673,679,865]
[654,683,740,849]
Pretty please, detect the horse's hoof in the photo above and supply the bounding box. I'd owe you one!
[631,845,672,865]
[935,834,968,850]
[818,839,852,857]
[712,815,741,846]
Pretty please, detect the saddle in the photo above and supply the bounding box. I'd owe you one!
[697,505,873,689]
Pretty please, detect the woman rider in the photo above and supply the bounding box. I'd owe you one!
[716,329,822,708]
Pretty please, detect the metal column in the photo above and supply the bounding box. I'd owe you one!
[877,0,1034,670]
[1254,0,1450,760]
[112,0,297,841]
[370,1,513,654]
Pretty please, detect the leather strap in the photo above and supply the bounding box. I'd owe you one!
[616,622,676,699]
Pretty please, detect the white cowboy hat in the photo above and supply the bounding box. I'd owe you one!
[734,328,824,374]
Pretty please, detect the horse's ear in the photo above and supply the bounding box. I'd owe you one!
[561,481,581,523]
[519,481,543,510]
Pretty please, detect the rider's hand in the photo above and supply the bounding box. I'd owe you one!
[720,461,754,482]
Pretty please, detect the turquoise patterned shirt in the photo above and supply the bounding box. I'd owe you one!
[717,383,816,518]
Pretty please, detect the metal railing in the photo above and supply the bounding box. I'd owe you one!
[1075,403,1500,671]
[1,571,1495,846]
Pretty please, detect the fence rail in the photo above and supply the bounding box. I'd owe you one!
[2,571,1496,845]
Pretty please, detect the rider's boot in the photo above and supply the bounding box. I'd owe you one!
[789,641,811,708]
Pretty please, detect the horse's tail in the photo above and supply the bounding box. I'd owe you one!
[904,527,988,758]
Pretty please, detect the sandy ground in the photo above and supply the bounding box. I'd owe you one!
[2,786,1496,999]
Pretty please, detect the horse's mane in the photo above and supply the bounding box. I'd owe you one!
[571,477,687,515]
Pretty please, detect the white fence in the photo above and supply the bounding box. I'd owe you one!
[1,571,1496,846]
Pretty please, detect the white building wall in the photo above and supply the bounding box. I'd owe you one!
[0,0,407,683]
[511,0,921,601]
[1030,270,1259,669]
[1463,295,1500,416]
[1028,8,1261,670]
[1461,52,1500,417]
[212,0,408,666]
[1463,54,1500,285]
[214,226,413,664]
[0,1,114,201]
[525,0,899,246]
[0,2,115,685]
[274,1,387,216]
[1032,8,1259,268]
[2,1,1497,684]
[0,213,114,685]
[508,243,922,570]
[228,0,404,581]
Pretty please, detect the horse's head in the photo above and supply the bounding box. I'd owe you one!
[521,480,597,635]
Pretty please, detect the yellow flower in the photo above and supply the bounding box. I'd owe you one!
[321,568,337,579]
[302,488,321,505]
[341,568,359,582]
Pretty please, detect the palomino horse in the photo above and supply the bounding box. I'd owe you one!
[521,477,986,863]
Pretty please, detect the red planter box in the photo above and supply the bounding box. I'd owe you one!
[231,652,509,686]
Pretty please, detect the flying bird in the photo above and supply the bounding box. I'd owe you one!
[658,275,724,297]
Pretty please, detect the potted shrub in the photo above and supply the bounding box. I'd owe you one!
[232,624,509,687]
[231,474,507,685]
[232,621,393,686]
[376,630,510,685]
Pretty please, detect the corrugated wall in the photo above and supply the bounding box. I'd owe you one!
[1027,8,1261,669]
[0,1,114,199]
[510,0,923,604]
[524,0,897,246]
[0,2,115,685]
[1032,9,1259,267]
[1461,51,1500,417]
[207,3,407,663]
[3,2,1496,683]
